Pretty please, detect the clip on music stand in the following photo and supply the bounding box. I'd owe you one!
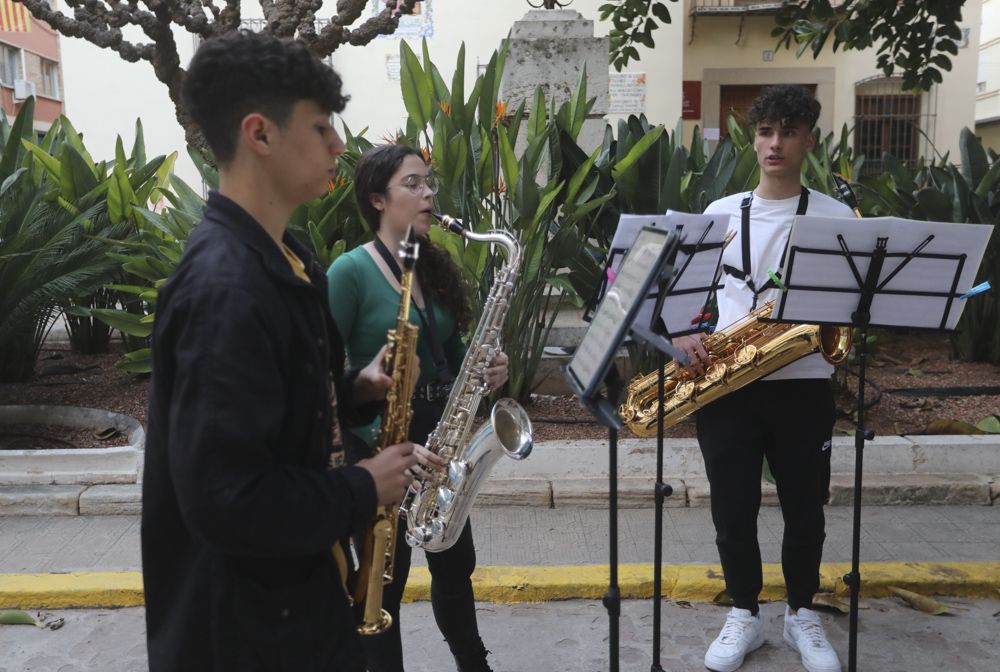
[767,214,994,672]
[564,226,681,672]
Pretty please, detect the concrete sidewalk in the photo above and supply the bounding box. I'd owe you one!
[2,505,999,608]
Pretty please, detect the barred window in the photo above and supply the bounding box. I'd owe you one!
[854,77,936,177]
[41,58,59,98]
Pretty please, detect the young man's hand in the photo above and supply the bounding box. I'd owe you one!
[483,351,508,390]
[673,333,710,376]
[357,442,419,506]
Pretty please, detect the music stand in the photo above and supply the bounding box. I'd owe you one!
[582,211,729,671]
[564,227,681,672]
[768,214,994,672]
[586,211,729,338]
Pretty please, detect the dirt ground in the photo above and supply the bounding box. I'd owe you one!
[0,331,997,446]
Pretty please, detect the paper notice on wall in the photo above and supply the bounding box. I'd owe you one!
[704,127,721,141]
[609,72,647,115]
[385,54,401,81]
[370,0,434,40]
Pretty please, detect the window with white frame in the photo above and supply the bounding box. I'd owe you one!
[0,44,21,85]
[41,58,59,98]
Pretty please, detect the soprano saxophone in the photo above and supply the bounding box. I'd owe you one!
[352,229,420,635]
[399,214,533,553]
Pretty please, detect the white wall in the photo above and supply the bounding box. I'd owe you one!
[59,1,685,191]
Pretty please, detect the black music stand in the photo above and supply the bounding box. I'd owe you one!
[582,211,729,671]
[768,214,993,672]
[564,227,682,672]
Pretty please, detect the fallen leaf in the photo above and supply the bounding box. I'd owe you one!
[712,590,733,606]
[673,600,693,609]
[976,415,1000,434]
[812,593,850,613]
[888,587,954,615]
[921,419,983,435]
[900,397,927,409]
[0,610,37,626]
[906,368,925,377]
[35,612,65,631]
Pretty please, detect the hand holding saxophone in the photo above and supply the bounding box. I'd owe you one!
[483,351,509,389]
[673,333,710,376]
[357,442,419,505]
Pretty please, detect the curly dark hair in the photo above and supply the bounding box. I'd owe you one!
[353,144,472,333]
[747,85,820,129]
[183,30,349,164]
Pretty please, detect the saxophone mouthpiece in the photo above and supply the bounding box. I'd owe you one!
[432,212,466,235]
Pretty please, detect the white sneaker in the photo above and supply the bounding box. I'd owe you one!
[783,606,842,672]
[704,607,765,672]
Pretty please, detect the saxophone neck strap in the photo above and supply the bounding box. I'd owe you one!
[726,186,809,310]
[372,236,453,384]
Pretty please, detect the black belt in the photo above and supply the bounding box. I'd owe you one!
[416,382,452,403]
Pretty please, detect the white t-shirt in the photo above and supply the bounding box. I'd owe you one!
[703,188,854,380]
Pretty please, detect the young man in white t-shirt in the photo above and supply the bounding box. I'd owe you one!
[673,85,853,672]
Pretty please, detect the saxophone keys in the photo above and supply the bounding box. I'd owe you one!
[734,344,758,367]
[436,487,456,513]
[705,361,728,383]
[675,380,696,401]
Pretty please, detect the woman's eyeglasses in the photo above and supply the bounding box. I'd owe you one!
[390,175,439,195]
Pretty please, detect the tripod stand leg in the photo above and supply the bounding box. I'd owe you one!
[651,352,674,672]
[846,330,873,672]
[607,426,620,672]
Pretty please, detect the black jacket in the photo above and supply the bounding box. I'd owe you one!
[142,193,377,671]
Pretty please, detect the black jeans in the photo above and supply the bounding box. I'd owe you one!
[695,378,835,612]
[347,399,488,672]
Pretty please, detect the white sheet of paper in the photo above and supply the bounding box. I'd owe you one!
[775,215,994,330]
[606,210,729,337]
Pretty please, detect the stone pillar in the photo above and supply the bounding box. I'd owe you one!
[501,9,609,153]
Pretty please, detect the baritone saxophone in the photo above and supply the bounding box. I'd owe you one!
[620,178,867,434]
[352,228,420,636]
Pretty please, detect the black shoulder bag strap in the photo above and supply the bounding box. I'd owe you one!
[371,238,453,383]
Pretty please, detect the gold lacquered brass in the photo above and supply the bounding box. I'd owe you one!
[619,300,852,436]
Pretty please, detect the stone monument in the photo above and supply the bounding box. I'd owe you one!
[501,7,609,153]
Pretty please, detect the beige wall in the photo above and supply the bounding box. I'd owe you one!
[977,122,1000,153]
[976,0,1000,128]
[681,2,982,161]
[328,0,684,140]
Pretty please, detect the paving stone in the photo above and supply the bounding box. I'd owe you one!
[0,485,83,516]
[476,478,552,507]
[827,473,992,506]
[684,477,779,507]
[79,484,142,515]
[551,477,686,508]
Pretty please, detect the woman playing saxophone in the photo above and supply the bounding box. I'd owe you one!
[326,144,506,672]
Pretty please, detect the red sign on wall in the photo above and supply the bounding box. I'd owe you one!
[682,81,702,120]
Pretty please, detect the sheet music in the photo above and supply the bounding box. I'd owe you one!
[568,228,673,396]
[776,215,994,330]
[605,210,728,337]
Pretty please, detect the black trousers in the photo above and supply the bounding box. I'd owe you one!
[695,378,835,612]
[347,399,487,672]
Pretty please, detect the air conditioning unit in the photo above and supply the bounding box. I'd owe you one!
[13,79,35,101]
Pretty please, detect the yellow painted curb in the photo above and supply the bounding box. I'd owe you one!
[2,563,999,609]
[0,571,144,609]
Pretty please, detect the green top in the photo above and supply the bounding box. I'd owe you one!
[326,245,466,446]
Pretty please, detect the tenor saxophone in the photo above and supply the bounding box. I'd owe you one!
[352,229,420,636]
[619,301,852,436]
[399,214,533,553]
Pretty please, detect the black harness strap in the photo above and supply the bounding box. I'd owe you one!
[372,237,453,383]
[723,186,809,310]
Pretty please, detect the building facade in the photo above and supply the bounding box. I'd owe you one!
[682,0,982,170]
[0,0,63,134]
[976,0,1000,151]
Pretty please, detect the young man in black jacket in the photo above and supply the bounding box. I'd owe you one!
[142,31,419,672]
